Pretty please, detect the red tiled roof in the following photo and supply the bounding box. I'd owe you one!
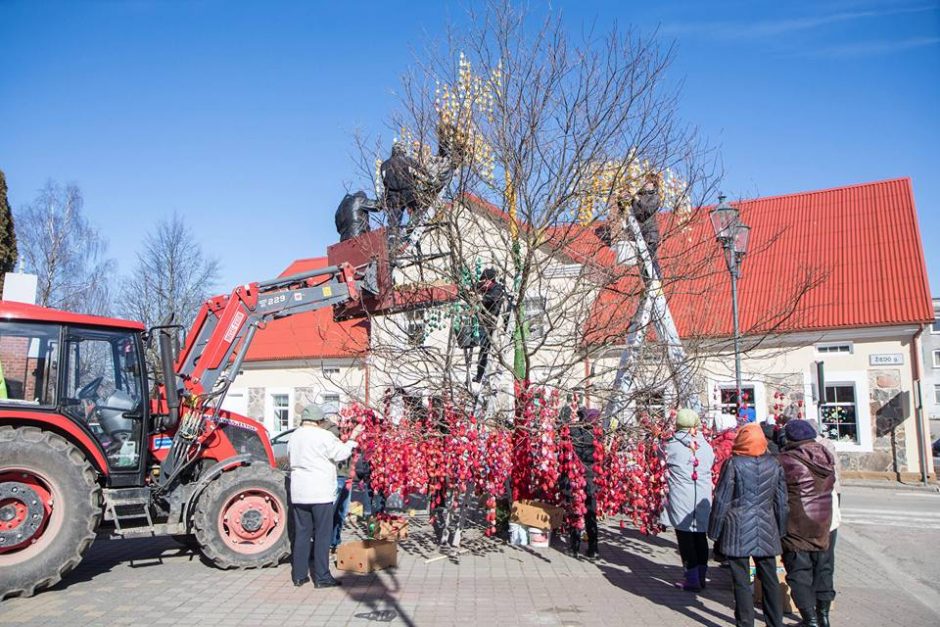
[244,257,368,362]
[461,180,932,339]
[583,178,933,345]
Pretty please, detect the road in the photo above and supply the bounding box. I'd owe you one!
[837,484,940,624]
[0,484,937,625]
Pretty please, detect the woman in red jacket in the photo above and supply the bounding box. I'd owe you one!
[779,420,836,627]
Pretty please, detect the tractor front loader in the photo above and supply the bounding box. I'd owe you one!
[0,262,374,599]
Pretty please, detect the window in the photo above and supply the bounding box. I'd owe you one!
[322,367,341,375]
[719,385,757,422]
[272,394,290,432]
[933,350,940,368]
[0,322,59,406]
[934,384,940,406]
[820,384,859,444]
[524,297,548,340]
[931,318,940,334]
[322,394,341,404]
[815,343,852,354]
[64,329,144,470]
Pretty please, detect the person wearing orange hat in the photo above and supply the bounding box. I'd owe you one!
[709,423,789,627]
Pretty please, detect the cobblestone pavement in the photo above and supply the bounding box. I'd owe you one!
[1,486,938,626]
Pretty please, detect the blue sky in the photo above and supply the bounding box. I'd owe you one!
[1,0,938,295]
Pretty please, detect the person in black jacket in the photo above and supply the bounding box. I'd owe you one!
[761,422,781,456]
[472,268,505,383]
[335,191,380,242]
[709,422,789,627]
[380,143,421,244]
[568,407,600,559]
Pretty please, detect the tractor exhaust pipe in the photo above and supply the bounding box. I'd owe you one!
[157,326,181,430]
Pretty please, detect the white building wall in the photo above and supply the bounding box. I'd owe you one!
[227,358,366,435]
[591,328,929,475]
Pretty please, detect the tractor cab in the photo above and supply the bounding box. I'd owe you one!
[0,302,149,483]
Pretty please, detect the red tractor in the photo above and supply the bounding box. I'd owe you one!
[0,262,372,599]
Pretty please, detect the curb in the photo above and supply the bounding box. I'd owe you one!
[842,479,939,493]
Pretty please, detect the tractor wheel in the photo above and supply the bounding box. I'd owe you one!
[192,464,289,569]
[0,426,101,600]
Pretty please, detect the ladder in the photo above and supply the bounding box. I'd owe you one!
[601,210,700,429]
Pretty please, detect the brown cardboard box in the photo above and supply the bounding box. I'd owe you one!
[510,500,565,530]
[752,557,796,614]
[335,540,398,573]
[348,501,364,519]
[375,518,409,541]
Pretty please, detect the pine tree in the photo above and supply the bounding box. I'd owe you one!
[0,170,18,294]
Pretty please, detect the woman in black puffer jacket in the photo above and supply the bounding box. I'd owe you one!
[709,423,789,627]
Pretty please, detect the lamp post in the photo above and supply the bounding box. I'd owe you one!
[710,195,751,420]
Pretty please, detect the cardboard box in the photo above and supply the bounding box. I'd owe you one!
[335,540,398,573]
[348,501,364,519]
[375,518,409,541]
[752,557,796,614]
[510,500,565,530]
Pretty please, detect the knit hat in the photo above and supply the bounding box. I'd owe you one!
[675,408,700,429]
[784,419,817,442]
[300,404,326,423]
[733,423,767,457]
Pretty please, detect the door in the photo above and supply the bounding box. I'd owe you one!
[62,328,147,479]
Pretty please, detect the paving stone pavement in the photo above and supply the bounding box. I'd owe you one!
[1,514,937,626]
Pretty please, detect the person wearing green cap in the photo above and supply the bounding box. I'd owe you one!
[288,404,363,589]
[661,408,715,592]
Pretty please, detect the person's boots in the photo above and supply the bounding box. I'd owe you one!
[677,568,701,592]
[798,607,820,627]
[816,601,831,627]
[697,564,708,589]
[586,542,599,559]
[568,537,580,557]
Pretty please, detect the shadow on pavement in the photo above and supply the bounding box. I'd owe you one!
[47,535,198,592]
[593,528,734,627]
[338,565,417,627]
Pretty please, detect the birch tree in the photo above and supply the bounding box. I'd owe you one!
[15,181,114,314]
[120,213,220,330]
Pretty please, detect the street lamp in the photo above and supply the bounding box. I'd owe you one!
[710,194,751,421]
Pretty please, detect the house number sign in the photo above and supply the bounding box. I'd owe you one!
[869,353,904,366]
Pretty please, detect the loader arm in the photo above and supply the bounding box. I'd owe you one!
[157,262,369,488]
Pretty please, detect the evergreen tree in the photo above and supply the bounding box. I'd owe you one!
[0,170,17,294]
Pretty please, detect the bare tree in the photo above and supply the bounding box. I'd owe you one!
[120,213,220,330]
[346,1,823,429]
[15,181,115,314]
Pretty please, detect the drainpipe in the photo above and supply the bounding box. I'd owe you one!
[911,325,930,485]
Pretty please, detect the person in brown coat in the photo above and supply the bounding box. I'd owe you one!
[779,420,836,627]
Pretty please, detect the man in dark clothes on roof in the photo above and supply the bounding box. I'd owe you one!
[631,177,661,265]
